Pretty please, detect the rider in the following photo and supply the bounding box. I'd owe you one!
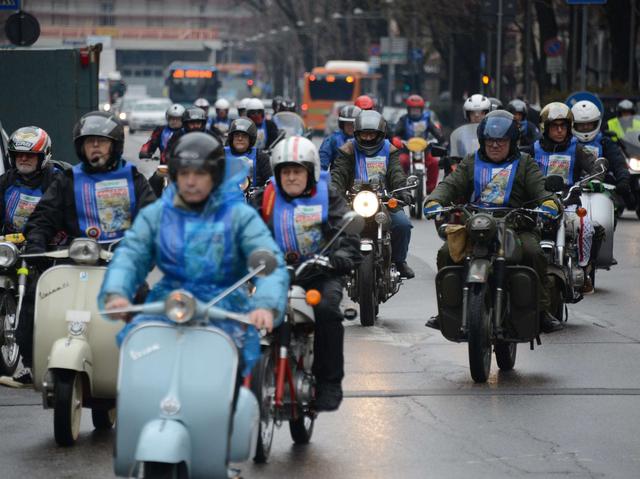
[194,97,212,130]
[331,110,415,279]
[607,99,640,140]
[138,103,185,160]
[237,97,251,118]
[246,98,279,150]
[212,98,232,133]
[261,136,361,411]
[279,98,297,113]
[271,96,284,115]
[101,132,289,378]
[319,105,362,171]
[424,110,564,333]
[354,95,375,111]
[225,118,272,192]
[165,107,222,158]
[506,99,540,147]
[463,93,491,124]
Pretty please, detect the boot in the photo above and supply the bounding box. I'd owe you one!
[540,311,564,333]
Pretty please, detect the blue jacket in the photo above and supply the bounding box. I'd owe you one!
[99,170,289,374]
[320,130,350,171]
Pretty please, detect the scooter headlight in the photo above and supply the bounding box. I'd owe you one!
[164,290,196,324]
[0,242,18,268]
[629,157,640,172]
[353,190,379,218]
[69,238,101,264]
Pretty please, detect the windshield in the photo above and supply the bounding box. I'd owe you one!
[449,123,480,157]
[308,75,355,101]
[273,112,306,136]
[168,77,218,103]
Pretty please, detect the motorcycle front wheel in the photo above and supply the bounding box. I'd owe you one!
[53,370,83,446]
[0,291,19,376]
[358,254,377,327]
[289,413,315,444]
[251,350,276,463]
[413,171,424,220]
[495,342,517,371]
[467,284,492,383]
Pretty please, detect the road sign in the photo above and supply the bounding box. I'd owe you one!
[546,56,563,74]
[0,0,20,11]
[544,38,564,57]
[565,91,604,113]
[381,37,407,65]
[566,1,606,4]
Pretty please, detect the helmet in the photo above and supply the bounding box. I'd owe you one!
[617,99,636,115]
[405,94,426,108]
[540,102,573,132]
[166,103,186,121]
[338,105,362,131]
[354,110,387,156]
[73,111,124,167]
[270,136,320,191]
[280,99,297,112]
[272,96,284,113]
[354,95,375,111]
[167,132,225,189]
[182,106,208,130]
[7,126,52,169]
[194,98,210,109]
[214,98,230,110]
[238,97,250,111]
[571,100,602,142]
[246,98,265,113]
[477,110,519,156]
[463,94,491,119]
[228,118,257,147]
[506,99,527,116]
[488,97,503,111]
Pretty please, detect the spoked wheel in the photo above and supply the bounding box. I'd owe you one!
[467,284,492,383]
[138,461,188,479]
[289,412,315,445]
[358,254,377,327]
[54,370,83,446]
[91,407,116,430]
[495,342,517,371]
[413,172,425,220]
[0,292,19,376]
[251,351,276,463]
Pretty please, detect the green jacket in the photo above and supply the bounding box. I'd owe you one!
[428,151,556,208]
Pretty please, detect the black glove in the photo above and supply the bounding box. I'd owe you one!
[438,156,450,170]
[329,249,353,274]
[398,191,414,206]
[615,180,631,195]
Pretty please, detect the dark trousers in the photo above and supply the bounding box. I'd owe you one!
[16,273,39,369]
[390,209,413,264]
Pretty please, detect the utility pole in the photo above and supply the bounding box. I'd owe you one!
[524,0,532,100]
[496,0,503,100]
[630,1,637,89]
[580,5,588,90]
[386,9,394,106]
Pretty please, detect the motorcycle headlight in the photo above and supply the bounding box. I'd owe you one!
[164,290,196,324]
[353,190,379,218]
[119,112,127,120]
[629,157,640,172]
[0,242,18,268]
[466,213,497,244]
[69,238,101,264]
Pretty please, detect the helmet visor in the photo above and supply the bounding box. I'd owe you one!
[77,115,121,138]
[481,116,513,139]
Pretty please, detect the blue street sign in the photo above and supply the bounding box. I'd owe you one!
[0,0,20,10]
[480,52,486,70]
[565,91,604,113]
[566,0,606,4]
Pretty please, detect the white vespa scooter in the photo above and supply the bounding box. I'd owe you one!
[103,249,278,479]
[26,237,121,446]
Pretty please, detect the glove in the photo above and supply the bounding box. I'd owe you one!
[424,201,441,218]
[615,180,631,195]
[398,191,413,206]
[438,156,450,170]
[329,250,353,274]
[540,199,560,220]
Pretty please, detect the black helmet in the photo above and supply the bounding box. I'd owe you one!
[167,132,225,189]
[280,99,297,112]
[338,105,362,131]
[272,96,284,113]
[73,111,124,169]
[228,118,257,148]
[182,107,208,131]
[354,110,387,156]
[477,110,519,156]
[506,99,527,116]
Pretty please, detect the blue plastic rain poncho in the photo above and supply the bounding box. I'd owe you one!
[99,160,289,375]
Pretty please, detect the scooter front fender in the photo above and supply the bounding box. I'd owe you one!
[48,338,93,391]
[135,419,191,468]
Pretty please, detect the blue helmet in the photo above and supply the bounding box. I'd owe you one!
[477,110,519,156]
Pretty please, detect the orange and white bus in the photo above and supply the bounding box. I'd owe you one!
[301,61,380,133]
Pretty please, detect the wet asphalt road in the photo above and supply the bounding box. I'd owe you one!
[1,130,639,478]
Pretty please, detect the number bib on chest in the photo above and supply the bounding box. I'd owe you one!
[533,138,577,186]
[473,152,519,206]
[4,186,42,233]
[354,139,390,183]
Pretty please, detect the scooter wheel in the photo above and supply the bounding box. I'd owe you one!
[0,292,19,376]
[53,370,83,446]
[91,407,115,430]
[251,351,275,463]
[289,413,315,444]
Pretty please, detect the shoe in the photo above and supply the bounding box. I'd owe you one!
[314,382,343,412]
[397,262,415,279]
[0,368,33,388]
[425,315,441,330]
[582,276,595,295]
[540,312,564,333]
[612,257,618,265]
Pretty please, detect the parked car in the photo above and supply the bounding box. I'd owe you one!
[128,98,172,133]
[115,94,149,126]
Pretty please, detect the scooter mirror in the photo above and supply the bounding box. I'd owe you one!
[341,211,365,235]
[544,175,564,192]
[406,175,419,187]
[595,156,608,172]
[248,248,277,276]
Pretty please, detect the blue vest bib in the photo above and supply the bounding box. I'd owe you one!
[333,130,348,150]
[160,126,174,152]
[473,151,520,206]
[272,171,330,263]
[582,133,603,159]
[404,112,431,139]
[225,146,258,185]
[255,121,269,150]
[72,162,136,242]
[353,139,390,183]
[533,137,578,186]
[4,184,43,233]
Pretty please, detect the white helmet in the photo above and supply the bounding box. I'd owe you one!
[194,98,210,109]
[246,98,265,113]
[271,136,320,186]
[214,98,230,110]
[238,97,250,110]
[571,100,602,143]
[463,94,491,117]
[166,103,186,121]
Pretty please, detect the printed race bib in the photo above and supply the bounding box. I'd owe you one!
[12,193,40,231]
[547,154,572,180]
[480,165,514,205]
[95,178,132,234]
[413,120,427,137]
[366,156,387,181]
[293,204,323,257]
[255,129,266,149]
[583,144,599,158]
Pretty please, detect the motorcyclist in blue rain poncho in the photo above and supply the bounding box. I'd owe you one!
[100,132,289,376]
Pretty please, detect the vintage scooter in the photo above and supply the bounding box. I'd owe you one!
[103,249,277,479]
[26,237,121,446]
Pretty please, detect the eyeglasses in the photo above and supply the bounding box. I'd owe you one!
[84,136,111,146]
[486,138,509,147]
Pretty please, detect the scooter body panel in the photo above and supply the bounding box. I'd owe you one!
[48,337,93,383]
[134,419,191,467]
[228,387,260,462]
[581,191,615,268]
[289,286,315,324]
[33,265,120,398]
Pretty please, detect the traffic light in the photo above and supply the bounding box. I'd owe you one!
[246,79,254,91]
[481,74,491,86]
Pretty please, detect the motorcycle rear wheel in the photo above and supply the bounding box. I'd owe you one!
[358,254,377,327]
[251,350,276,463]
[0,292,19,376]
[495,342,517,371]
[53,370,83,446]
[289,413,315,444]
[467,284,492,383]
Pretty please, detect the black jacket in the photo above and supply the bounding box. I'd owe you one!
[24,160,156,253]
[163,128,223,164]
[261,119,280,150]
[599,135,630,188]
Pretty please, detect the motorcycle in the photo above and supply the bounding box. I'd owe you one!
[250,212,364,462]
[617,130,640,218]
[430,204,550,383]
[443,123,480,176]
[104,249,278,479]
[25,237,121,446]
[347,176,418,326]
[0,233,29,375]
[404,137,447,219]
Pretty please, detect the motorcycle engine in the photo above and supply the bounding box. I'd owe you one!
[294,371,315,406]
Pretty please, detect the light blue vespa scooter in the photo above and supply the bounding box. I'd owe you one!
[104,249,277,479]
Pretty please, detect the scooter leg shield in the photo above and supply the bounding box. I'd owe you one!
[435,266,465,342]
[47,338,93,392]
[133,419,191,470]
[229,387,260,463]
[506,266,540,340]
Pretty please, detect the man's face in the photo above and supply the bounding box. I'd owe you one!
[620,111,633,118]
[548,120,569,143]
[484,138,510,163]
[408,107,423,120]
[216,108,228,120]
[513,112,525,123]
[82,136,113,168]
[358,131,377,142]
[574,121,598,134]
[186,120,204,131]
[14,152,39,174]
[342,122,355,136]
[232,132,250,152]
[247,111,264,125]
[280,164,308,197]
[469,111,487,124]
[176,167,214,203]
[168,117,182,129]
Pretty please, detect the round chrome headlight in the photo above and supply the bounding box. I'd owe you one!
[164,290,196,324]
[629,157,640,172]
[69,238,100,264]
[353,190,379,218]
[0,242,18,268]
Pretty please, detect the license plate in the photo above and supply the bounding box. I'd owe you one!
[413,163,425,171]
[65,310,91,323]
